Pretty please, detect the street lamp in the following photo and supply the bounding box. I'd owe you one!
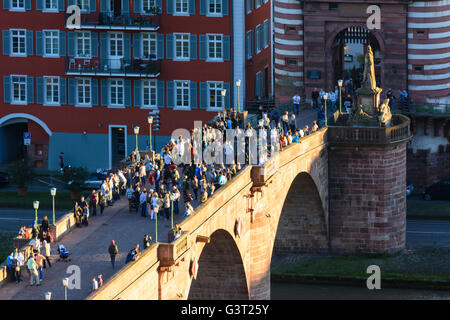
[134,126,140,162]
[221,89,227,114]
[147,116,153,153]
[33,201,39,225]
[170,194,174,231]
[62,277,68,300]
[155,203,158,243]
[236,80,241,113]
[337,79,343,114]
[50,188,56,226]
[323,93,328,127]
[44,292,52,300]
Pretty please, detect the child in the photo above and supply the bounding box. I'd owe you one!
[92,277,98,291]
[97,274,103,288]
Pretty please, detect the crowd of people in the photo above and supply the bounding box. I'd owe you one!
[5,103,324,292]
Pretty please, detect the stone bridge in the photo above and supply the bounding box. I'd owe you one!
[88,115,411,300]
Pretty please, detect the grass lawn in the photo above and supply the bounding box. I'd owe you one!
[0,192,86,211]
[407,200,450,219]
[0,231,16,264]
[272,249,450,282]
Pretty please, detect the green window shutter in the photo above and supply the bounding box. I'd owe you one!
[190,34,196,60]
[68,32,75,56]
[58,0,64,11]
[166,0,173,14]
[122,0,129,13]
[157,34,164,59]
[36,77,44,104]
[190,81,197,108]
[36,31,43,56]
[90,0,96,12]
[199,0,206,15]
[166,81,174,108]
[3,0,10,10]
[25,0,31,10]
[222,0,228,15]
[133,33,141,58]
[36,0,43,10]
[199,35,206,60]
[125,80,131,107]
[3,76,11,103]
[100,32,108,61]
[91,79,98,106]
[60,78,67,104]
[91,33,98,57]
[124,33,131,61]
[157,80,164,107]
[2,30,10,56]
[27,77,34,104]
[26,31,33,56]
[59,32,66,56]
[134,80,141,107]
[133,0,141,13]
[188,0,195,14]
[68,78,76,105]
[199,82,207,109]
[100,0,107,12]
[166,34,173,60]
[101,79,108,106]
[224,82,230,109]
[223,35,230,61]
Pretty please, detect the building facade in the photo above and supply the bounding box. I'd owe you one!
[0,0,272,171]
[274,0,450,106]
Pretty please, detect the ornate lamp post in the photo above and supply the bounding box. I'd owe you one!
[134,126,140,162]
[147,116,153,153]
[221,89,227,114]
[33,201,39,225]
[323,93,328,127]
[337,79,343,114]
[62,277,68,300]
[236,80,241,113]
[50,187,56,226]
[155,204,158,243]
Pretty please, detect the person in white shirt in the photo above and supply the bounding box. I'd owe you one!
[299,128,305,138]
[139,189,148,217]
[139,164,146,186]
[29,237,40,253]
[292,94,301,115]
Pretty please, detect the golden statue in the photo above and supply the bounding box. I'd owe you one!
[362,46,377,90]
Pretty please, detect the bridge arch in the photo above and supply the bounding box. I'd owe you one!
[272,171,329,254]
[188,229,249,300]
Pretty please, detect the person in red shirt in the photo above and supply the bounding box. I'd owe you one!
[89,190,98,216]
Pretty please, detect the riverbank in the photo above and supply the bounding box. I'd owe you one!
[271,246,450,290]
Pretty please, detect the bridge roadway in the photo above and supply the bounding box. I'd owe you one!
[0,195,187,300]
[0,109,319,300]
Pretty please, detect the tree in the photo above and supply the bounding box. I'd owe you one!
[8,159,35,189]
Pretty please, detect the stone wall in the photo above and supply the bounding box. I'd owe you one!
[328,142,407,253]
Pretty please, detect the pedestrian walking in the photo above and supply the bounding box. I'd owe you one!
[42,240,52,268]
[108,240,118,269]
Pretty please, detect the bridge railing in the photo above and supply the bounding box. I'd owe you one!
[327,114,411,145]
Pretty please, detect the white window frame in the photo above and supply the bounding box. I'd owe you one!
[43,0,58,12]
[207,0,222,17]
[142,79,157,109]
[142,33,157,60]
[77,0,89,12]
[174,80,190,110]
[255,0,262,9]
[43,30,60,58]
[142,0,156,14]
[10,0,25,11]
[44,76,60,106]
[207,81,223,111]
[207,34,223,62]
[264,19,270,49]
[246,30,252,60]
[76,78,92,107]
[10,29,26,57]
[109,79,125,108]
[10,75,27,105]
[174,33,190,61]
[255,25,261,54]
[174,0,189,15]
[109,32,124,58]
[76,31,91,58]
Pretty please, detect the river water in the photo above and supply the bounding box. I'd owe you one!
[271,281,450,300]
